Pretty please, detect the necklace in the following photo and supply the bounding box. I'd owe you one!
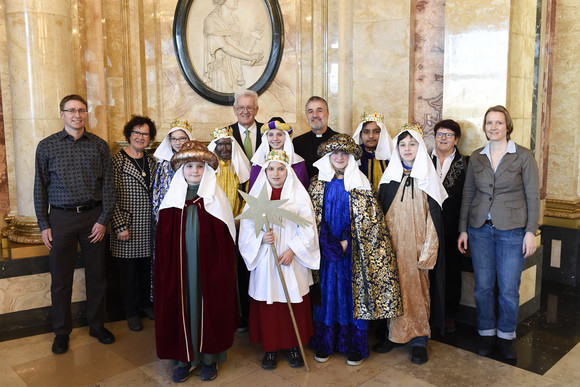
[132,154,147,177]
[334,169,345,177]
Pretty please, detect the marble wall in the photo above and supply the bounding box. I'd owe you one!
[0,0,577,225]
[546,0,580,203]
[507,0,538,148]
[443,0,511,155]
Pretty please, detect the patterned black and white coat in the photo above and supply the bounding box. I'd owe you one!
[110,150,156,259]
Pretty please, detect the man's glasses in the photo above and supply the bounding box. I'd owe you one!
[435,132,455,138]
[170,137,188,143]
[62,109,88,114]
[235,106,256,113]
[132,131,150,137]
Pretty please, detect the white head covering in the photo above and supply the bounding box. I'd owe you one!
[251,154,311,205]
[208,136,251,183]
[251,129,304,167]
[352,120,392,161]
[313,153,372,192]
[158,164,236,240]
[378,129,447,207]
[153,125,194,162]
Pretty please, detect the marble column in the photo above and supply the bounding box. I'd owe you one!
[443,0,511,154]
[4,0,76,240]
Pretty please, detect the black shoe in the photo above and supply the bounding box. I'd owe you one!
[201,363,218,381]
[285,347,304,368]
[346,352,364,366]
[262,351,278,370]
[476,335,495,357]
[498,338,517,360]
[172,364,196,383]
[314,350,330,363]
[52,334,69,354]
[127,316,143,332]
[372,339,403,354]
[141,307,155,320]
[89,327,115,344]
[410,346,428,365]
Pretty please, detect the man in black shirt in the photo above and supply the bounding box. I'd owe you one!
[34,94,116,354]
[292,96,338,179]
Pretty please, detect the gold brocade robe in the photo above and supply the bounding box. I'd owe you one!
[386,172,439,343]
[309,178,403,320]
[215,159,245,217]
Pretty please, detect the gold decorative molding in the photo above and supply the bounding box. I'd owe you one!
[544,198,580,220]
[3,215,43,244]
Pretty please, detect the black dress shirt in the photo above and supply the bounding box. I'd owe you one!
[293,126,338,179]
[34,128,115,230]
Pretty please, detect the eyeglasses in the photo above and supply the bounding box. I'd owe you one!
[436,132,455,138]
[132,130,150,137]
[215,143,232,149]
[62,109,88,114]
[170,137,188,143]
[235,106,256,113]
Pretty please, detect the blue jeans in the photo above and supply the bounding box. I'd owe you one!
[467,224,525,340]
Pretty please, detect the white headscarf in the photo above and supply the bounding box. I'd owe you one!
[352,120,392,161]
[378,129,447,208]
[251,157,311,205]
[313,153,372,192]
[208,136,251,183]
[153,126,194,162]
[250,129,304,167]
[158,163,236,241]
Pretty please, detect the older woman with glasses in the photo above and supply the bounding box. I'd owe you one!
[111,115,157,332]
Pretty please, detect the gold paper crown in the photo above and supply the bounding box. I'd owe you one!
[265,149,290,164]
[360,112,384,123]
[170,119,192,132]
[399,122,424,137]
[211,126,234,140]
[260,121,293,137]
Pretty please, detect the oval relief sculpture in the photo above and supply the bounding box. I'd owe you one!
[174,0,284,105]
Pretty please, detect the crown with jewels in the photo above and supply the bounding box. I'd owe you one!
[360,112,384,123]
[399,122,424,137]
[265,149,290,164]
[211,126,234,140]
[260,120,293,137]
[170,119,192,132]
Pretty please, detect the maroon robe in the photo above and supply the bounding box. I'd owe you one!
[154,198,239,361]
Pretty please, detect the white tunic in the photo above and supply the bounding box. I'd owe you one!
[238,165,320,304]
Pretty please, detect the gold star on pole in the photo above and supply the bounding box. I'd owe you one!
[235,185,311,237]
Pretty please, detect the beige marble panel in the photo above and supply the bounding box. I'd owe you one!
[4,12,75,121]
[4,0,70,15]
[519,265,537,305]
[545,0,580,201]
[0,269,86,314]
[352,0,410,138]
[459,271,475,308]
[12,118,61,217]
[443,0,511,155]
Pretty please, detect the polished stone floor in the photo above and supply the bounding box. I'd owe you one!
[1,280,578,386]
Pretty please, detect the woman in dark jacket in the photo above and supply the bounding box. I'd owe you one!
[431,119,469,333]
[111,115,157,331]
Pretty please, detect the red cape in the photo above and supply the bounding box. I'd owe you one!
[154,198,238,361]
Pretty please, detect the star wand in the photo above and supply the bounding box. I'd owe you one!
[236,185,312,372]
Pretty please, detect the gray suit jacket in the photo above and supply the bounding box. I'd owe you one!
[458,143,540,234]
